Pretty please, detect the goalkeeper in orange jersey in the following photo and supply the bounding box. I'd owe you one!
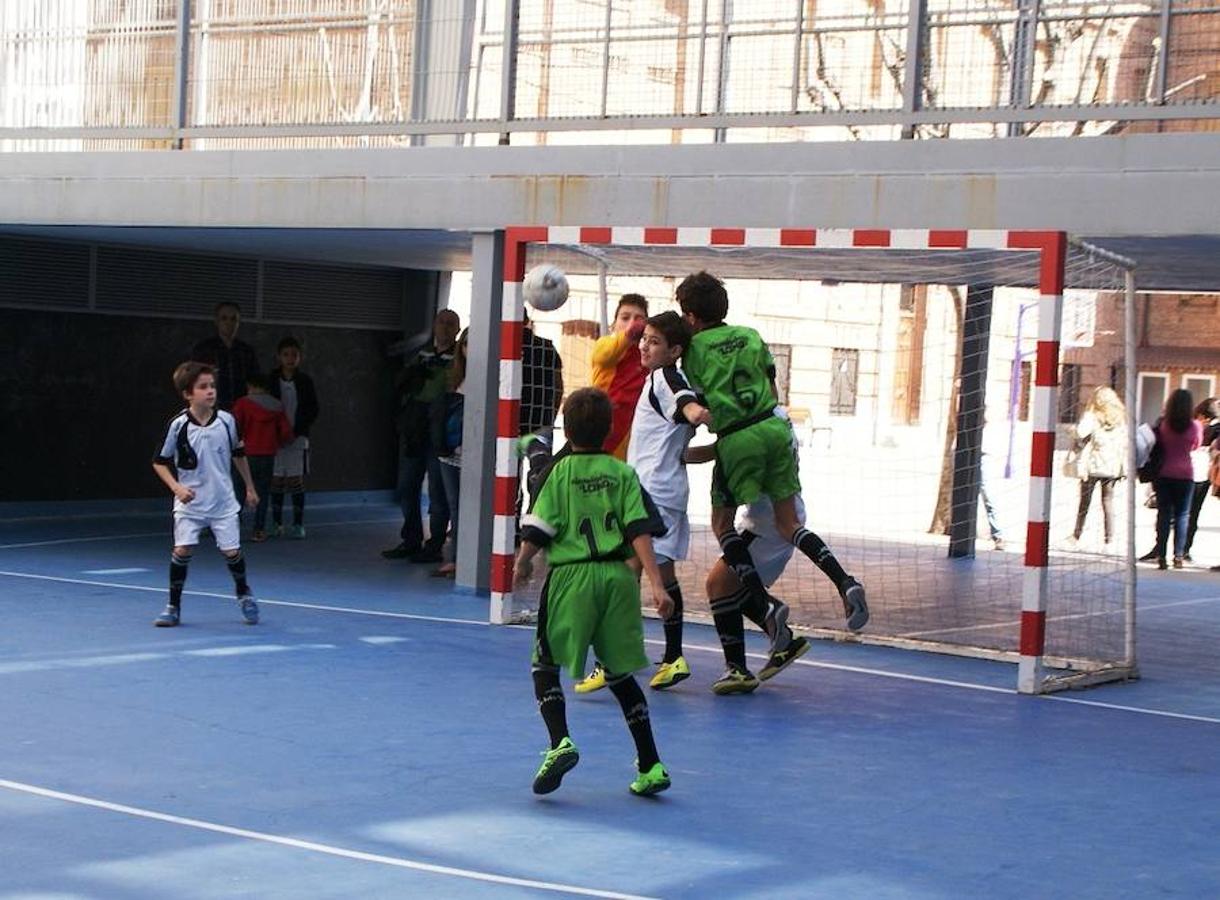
[590,294,649,460]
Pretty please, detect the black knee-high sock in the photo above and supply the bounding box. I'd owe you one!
[532,667,569,748]
[292,492,305,526]
[717,530,770,605]
[168,552,191,608]
[710,590,748,669]
[271,493,285,526]
[737,586,768,630]
[225,550,250,596]
[662,581,684,663]
[792,527,848,588]
[607,674,660,771]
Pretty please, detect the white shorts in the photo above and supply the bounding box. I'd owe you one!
[174,513,241,551]
[653,505,691,565]
[274,437,310,479]
[744,528,795,588]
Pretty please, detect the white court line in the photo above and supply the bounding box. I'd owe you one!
[902,595,1220,639]
[83,567,150,575]
[0,517,398,550]
[1040,695,1220,724]
[0,532,165,549]
[0,778,657,900]
[4,568,1217,726]
[643,639,1220,725]
[0,571,486,627]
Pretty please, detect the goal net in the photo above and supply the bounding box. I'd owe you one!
[499,229,1137,694]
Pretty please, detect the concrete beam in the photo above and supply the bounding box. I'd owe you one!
[1,134,1218,238]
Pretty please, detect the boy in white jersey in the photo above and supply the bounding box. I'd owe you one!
[703,493,811,694]
[575,311,711,693]
[151,362,260,627]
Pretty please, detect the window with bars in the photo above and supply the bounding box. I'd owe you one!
[1059,363,1082,423]
[830,348,858,416]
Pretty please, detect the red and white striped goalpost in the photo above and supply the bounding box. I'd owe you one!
[490,226,1067,695]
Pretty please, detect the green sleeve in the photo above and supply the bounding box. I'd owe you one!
[521,476,563,547]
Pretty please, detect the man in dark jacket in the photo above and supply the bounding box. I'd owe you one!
[382,310,459,562]
[192,302,261,411]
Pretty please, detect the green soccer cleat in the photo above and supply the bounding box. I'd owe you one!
[629,762,671,797]
[759,636,810,681]
[711,664,760,696]
[532,737,579,795]
[649,656,691,690]
[574,662,608,694]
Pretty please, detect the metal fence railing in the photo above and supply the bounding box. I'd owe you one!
[1,0,1216,149]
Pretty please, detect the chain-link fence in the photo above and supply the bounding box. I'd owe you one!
[1,0,1216,148]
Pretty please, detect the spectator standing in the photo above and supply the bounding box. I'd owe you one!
[268,336,319,539]
[1182,397,1220,563]
[431,329,468,579]
[232,373,294,542]
[518,318,564,503]
[1070,386,1128,548]
[382,310,458,562]
[191,302,261,411]
[1140,389,1203,569]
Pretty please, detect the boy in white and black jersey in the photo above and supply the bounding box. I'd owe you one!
[575,311,711,694]
[151,361,260,627]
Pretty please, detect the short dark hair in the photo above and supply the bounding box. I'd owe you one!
[173,361,214,395]
[246,372,270,391]
[214,301,241,316]
[277,335,302,353]
[1194,397,1219,420]
[645,310,692,356]
[616,294,648,317]
[675,271,728,324]
[563,388,612,449]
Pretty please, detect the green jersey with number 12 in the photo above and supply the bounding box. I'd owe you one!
[521,451,664,566]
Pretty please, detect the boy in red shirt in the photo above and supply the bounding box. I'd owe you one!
[232,373,294,541]
[590,294,649,459]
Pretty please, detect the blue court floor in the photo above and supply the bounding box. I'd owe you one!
[1,498,1218,899]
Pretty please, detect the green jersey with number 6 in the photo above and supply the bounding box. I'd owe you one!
[521,450,664,566]
[683,323,776,434]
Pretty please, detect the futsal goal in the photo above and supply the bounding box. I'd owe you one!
[488,226,1138,695]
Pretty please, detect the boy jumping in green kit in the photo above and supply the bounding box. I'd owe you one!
[514,388,673,797]
[677,272,868,668]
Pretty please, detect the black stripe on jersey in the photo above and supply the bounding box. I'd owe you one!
[647,383,664,418]
[520,525,552,547]
[660,364,689,393]
[671,393,698,424]
[624,482,667,541]
[656,366,700,424]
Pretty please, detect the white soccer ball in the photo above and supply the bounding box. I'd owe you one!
[522,264,570,312]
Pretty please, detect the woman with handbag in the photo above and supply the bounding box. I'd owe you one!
[1070,386,1128,547]
[1140,389,1204,569]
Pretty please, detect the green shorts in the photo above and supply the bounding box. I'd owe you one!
[533,561,649,680]
[711,414,802,509]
